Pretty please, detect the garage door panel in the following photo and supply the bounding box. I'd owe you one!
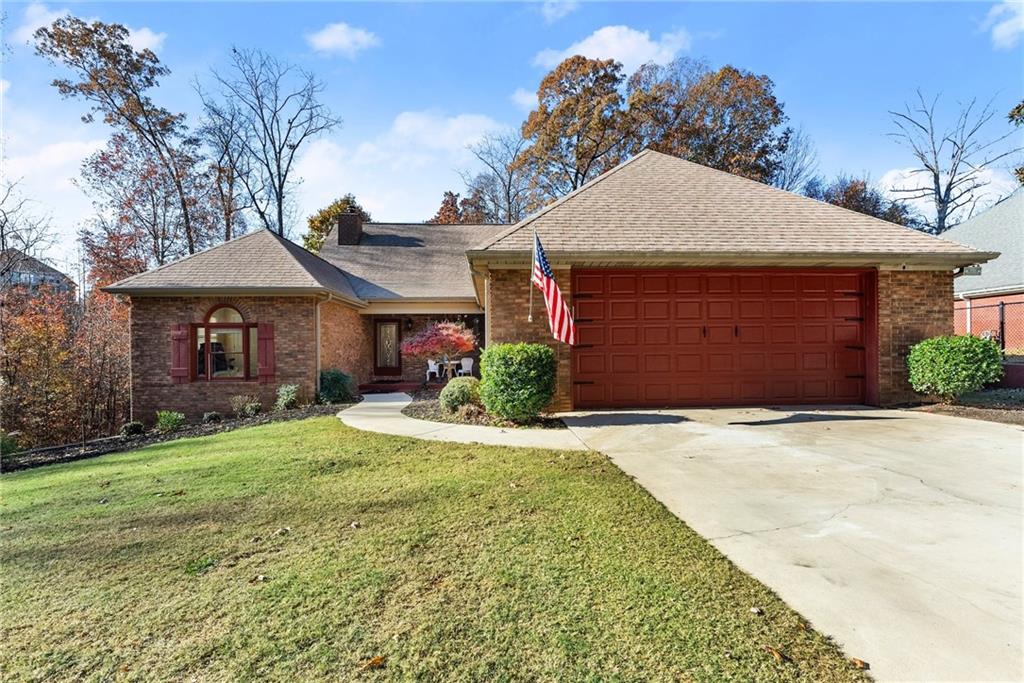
[576,300,605,320]
[610,301,638,320]
[610,326,638,345]
[572,269,869,408]
[643,300,670,319]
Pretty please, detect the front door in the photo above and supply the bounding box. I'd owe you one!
[374,320,401,376]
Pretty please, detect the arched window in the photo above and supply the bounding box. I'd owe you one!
[193,305,258,380]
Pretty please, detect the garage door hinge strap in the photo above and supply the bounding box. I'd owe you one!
[844,345,866,350]
[845,374,866,379]
[573,381,595,385]
[844,317,865,322]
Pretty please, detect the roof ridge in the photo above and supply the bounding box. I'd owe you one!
[478,149,655,250]
[108,229,271,288]
[270,230,364,302]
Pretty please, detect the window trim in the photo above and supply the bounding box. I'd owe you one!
[191,305,258,382]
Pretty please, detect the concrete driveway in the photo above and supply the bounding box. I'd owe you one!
[563,407,1023,682]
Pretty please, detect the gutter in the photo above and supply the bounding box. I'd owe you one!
[466,249,1000,270]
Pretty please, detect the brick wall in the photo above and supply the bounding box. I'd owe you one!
[129,296,317,422]
[319,300,373,385]
[877,269,954,404]
[486,268,573,412]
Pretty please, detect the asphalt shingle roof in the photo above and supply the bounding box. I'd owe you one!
[475,150,994,265]
[941,191,1023,296]
[104,229,362,302]
[319,223,507,300]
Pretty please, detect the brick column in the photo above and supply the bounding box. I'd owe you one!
[876,270,954,404]
[485,267,573,412]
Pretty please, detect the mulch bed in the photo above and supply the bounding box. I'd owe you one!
[402,386,566,430]
[913,388,1024,426]
[2,403,355,473]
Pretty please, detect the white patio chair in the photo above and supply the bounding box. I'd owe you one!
[425,359,440,382]
[457,357,474,377]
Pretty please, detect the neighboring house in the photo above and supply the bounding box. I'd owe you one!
[942,191,1023,349]
[105,150,994,422]
[0,248,76,295]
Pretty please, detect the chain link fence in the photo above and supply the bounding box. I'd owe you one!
[954,300,1024,362]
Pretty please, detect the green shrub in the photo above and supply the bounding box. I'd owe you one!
[1,431,21,456]
[120,421,145,437]
[154,411,186,433]
[229,394,262,419]
[319,369,356,403]
[479,343,556,422]
[202,411,222,424]
[908,335,1003,401]
[274,384,300,411]
[439,377,481,413]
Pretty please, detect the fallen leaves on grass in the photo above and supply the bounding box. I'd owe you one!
[764,645,792,664]
[359,655,385,672]
[850,657,870,670]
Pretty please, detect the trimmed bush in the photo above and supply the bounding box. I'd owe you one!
[202,411,223,424]
[319,369,356,403]
[230,394,262,419]
[120,421,145,437]
[439,377,480,413]
[908,335,1003,401]
[479,343,556,422]
[154,411,186,434]
[274,384,300,411]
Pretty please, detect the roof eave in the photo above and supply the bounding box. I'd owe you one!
[466,249,999,269]
[101,285,367,307]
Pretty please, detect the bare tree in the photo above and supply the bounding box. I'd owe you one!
[197,93,251,241]
[888,91,1022,233]
[460,131,539,224]
[771,126,818,192]
[0,180,54,286]
[207,48,341,236]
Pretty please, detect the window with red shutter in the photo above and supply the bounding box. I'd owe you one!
[257,322,275,383]
[170,324,190,384]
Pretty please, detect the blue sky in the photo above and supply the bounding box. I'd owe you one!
[2,0,1022,268]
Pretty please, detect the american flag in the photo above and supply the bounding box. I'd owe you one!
[531,231,576,345]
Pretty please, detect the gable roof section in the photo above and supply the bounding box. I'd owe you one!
[472,150,995,267]
[941,191,1023,296]
[319,222,507,300]
[104,229,363,304]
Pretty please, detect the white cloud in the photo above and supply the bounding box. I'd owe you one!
[533,25,691,73]
[541,0,580,24]
[126,26,167,53]
[305,22,379,58]
[983,1,1024,49]
[295,110,503,224]
[12,2,69,44]
[879,166,1019,225]
[510,87,536,111]
[0,80,10,97]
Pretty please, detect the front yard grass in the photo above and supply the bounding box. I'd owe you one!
[1,418,866,682]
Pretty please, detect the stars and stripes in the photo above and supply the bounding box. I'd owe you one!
[531,231,576,345]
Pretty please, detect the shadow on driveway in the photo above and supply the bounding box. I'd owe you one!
[564,413,689,427]
[728,413,904,427]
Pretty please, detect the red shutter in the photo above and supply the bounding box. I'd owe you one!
[169,324,190,384]
[257,322,275,383]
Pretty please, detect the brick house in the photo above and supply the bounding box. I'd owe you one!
[105,150,995,421]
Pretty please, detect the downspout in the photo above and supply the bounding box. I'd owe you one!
[315,292,343,396]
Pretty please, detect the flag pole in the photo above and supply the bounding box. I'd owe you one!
[528,230,535,323]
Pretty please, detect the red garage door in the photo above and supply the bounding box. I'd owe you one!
[572,269,873,408]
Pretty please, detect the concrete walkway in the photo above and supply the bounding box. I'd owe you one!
[338,393,589,450]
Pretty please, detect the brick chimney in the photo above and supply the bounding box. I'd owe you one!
[336,208,363,245]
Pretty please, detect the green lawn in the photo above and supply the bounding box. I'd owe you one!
[1,418,867,682]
